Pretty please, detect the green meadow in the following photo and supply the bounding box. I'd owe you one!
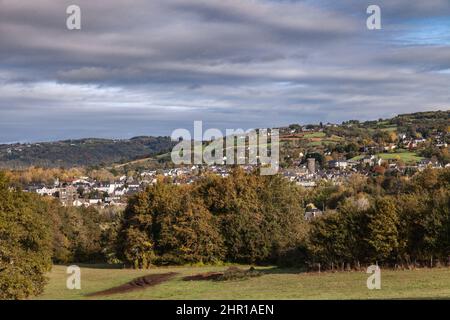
[351,152,424,164]
[36,265,450,300]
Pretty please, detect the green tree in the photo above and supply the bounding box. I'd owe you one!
[119,182,225,266]
[156,195,224,264]
[0,172,52,299]
[364,197,399,263]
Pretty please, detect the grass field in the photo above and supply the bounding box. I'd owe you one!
[379,125,398,132]
[35,265,450,300]
[304,132,326,139]
[352,152,424,164]
[377,153,424,163]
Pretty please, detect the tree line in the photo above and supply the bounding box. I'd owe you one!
[1,167,449,299]
[117,169,306,267]
[0,171,117,299]
[118,168,450,270]
[305,168,449,269]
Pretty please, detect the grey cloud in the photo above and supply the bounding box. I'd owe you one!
[0,0,449,143]
[378,46,450,71]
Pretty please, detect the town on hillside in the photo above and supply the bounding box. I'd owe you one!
[10,111,448,215]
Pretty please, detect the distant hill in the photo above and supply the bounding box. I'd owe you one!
[0,110,448,169]
[0,136,175,169]
[395,110,450,122]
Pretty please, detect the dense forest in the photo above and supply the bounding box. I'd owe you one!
[0,136,175,169]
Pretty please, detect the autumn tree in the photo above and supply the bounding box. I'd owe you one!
[119,182,225,267]
[364,197,399,263]
[0,172,53,299]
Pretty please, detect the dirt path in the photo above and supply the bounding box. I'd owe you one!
[86,272,178,297]
[182,267,260,282]
[182,271,224,281]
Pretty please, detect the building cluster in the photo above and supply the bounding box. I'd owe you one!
[398,131,448,150]
[24,165,256,207]
[284,153,448,190]
[27,175,141,208]
[24,125,449,211]
[25,152,448,209]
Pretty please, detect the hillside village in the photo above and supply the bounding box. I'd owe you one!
[24,153,448,209]
[15,111,449,213]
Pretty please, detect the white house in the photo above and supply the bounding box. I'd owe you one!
[328,160,348,169]
[36,186,58,196]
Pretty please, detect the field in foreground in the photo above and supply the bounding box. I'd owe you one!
[36,265,450,300]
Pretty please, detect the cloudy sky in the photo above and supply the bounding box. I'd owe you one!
[0,0,449,143]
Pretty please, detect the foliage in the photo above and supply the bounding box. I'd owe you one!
[304,168,450,269]
[0,171,120,299]
[119,183,225,267]
[0,136,175,169]
[0,172,52,299]
[48,203,111,264]
[119,169,307,266]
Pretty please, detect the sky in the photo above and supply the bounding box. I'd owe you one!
[0,0,449,143]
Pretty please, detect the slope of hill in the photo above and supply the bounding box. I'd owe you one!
[0,110,448,169]
[0,136,175,169]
